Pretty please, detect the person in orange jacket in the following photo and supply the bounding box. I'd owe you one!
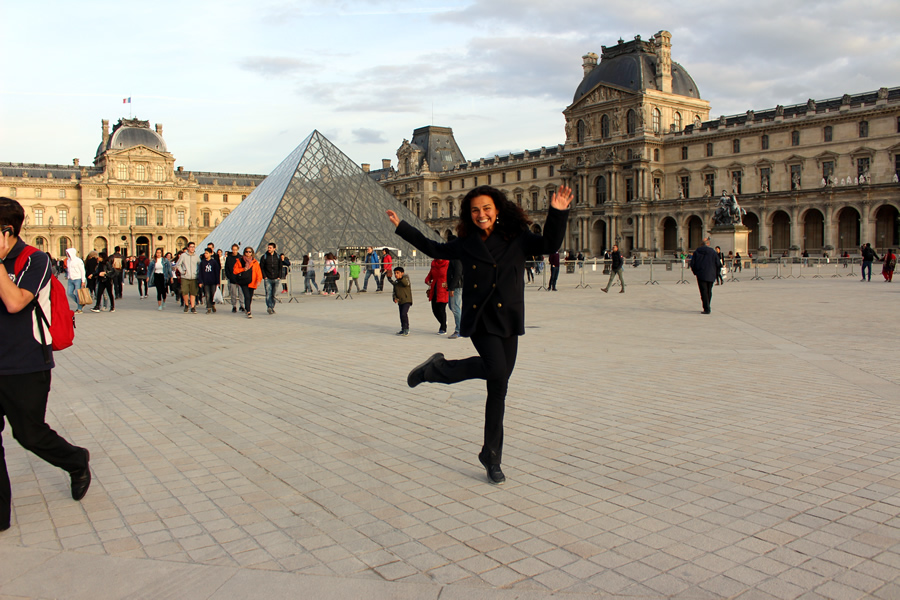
[233,246,263,318]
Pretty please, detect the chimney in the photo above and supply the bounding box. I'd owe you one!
[155,123,163,136]
[653,30,672,93]
[73,158,80,167]
[102,119,110,148]
[582,52,598,77]
[361,163,370,173]
[382,159,392,169]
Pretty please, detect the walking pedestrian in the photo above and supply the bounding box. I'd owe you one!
[135,251,149,298]
[547,251,560,291]
[233,247,262,318]
[715,246,725,285]
[425,258,449,334]
[259,242,282,314]
[64,247,87,314]
[600,244,625,293]
[302,254,319,294]
[148,248,173,310]
[347,255,361,293]
[224,244,244,312]
[378,248,393,292]
[691,237,720,314]
[175,242,201,313]
[388,266,412,336]
[861,243,879,281]
[882,249,896,282]
[0,197,91,532]
[198,248,220,313]
[362,246,379,292]
[386,184,572,485]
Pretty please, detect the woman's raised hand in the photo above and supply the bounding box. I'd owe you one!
[550,185,574,210]
[386,210,400,227]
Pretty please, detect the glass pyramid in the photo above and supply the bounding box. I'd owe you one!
[201,130,440,262]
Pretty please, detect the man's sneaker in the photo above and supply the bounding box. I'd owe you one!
[190,308,197,314]
[184,305,189,313]
[91,308,100,313]
[448,332,459,339]
[239,307,245,312]
[438,330,447,335]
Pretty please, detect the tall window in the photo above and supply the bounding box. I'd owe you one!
[790,164,802,190]
[117,164,128,179]
[59,237,70,258]
[601,114,610,138]
[8,188,15,197]
[515,193,522,206]
[155,165,165,181]
[516,170,521,181]
[135,165,145,180]
[859,121,868,138]
[576,120,586,143]
[431,202,438,219]
[34,188,41,198]
[34,237,45,251]
[531,192,539,211]
[596,176,607,204]
[119,208,128,226]
[433,181,438,190]
[652,108,661,133]
[156,209,164,226]
[532,168,537,179]
[626,109,636,134]
[681,146,688,160]
[474,176,478,186]
[203,193,209,202]
[823,161,835,181]
[34,209,43,226]
[223,194,228,202]
[625,178,634,202]
[706,142,713,157]
[177,210,185,227]
[58,209,67,226]
[58,189,66,199]
[674,112,682,131]
[761,134,769,150]
[704,173,715,196]
[487,175,492,185]
[824,126,833,142]
[680,176,690,198]
[135,206,148,226]
[202,212,210,227]
[733,139,741,153]
[654,148,660,161]
[791,130,800,146]
[549,165,554,176]
[95,208,104,226]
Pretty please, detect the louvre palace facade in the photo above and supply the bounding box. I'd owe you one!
[375,31,900,257]
[4,30,900,260]
[0,118,264,259]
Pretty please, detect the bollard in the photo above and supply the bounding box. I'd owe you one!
[575,260,591,289]
[750,255,764,280]
[676,258,689,284]
[645,257,659,285]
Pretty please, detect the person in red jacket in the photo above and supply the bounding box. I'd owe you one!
[377,248,393,292]
[425,258,449,334]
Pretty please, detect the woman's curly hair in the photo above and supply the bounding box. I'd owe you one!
[456,186,533,240]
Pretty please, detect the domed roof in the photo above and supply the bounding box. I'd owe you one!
[573,38,700,103]
[95,118,167,158]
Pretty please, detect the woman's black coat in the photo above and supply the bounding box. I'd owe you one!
[395,207,568,337]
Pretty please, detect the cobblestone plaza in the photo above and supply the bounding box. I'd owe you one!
[1,269,899,599]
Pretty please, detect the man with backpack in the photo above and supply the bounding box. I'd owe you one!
[135,251,150,299]
[0,197,90,533]
[110,246,124,299]
[224,244,244,313]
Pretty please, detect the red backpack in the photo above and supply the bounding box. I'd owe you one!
[13,246,76,358]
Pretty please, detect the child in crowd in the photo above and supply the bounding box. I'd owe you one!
[389,266,412,336]
[347,255,361,293]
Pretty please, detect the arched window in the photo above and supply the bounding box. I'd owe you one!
[595,176,607,205]
[576,120,586,143]
[58,237,71,258]
[652,108,661,133]
[674,112,682,131]
[600,114,610,138]
[155,165,165,181]
[135,165,145,180]
[654,148,660,161]
[117,164,128,179]
[626,110,636,134]
[135,206,148,226]
[34,236,46,251]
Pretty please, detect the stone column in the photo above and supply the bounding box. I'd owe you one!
[824,204,834,251]
[790,207,801,251]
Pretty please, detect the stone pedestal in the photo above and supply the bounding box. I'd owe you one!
[709,225,750,258]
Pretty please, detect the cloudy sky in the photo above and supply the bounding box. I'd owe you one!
[2,0,899,175]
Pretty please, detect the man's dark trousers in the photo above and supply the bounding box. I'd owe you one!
[698,279,714,313]
[0,371,87,528]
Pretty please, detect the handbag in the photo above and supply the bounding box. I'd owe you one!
[77,287,93,305]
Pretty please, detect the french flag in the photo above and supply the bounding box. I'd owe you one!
[123,97,131,104]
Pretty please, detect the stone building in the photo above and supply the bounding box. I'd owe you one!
[375,31,900,257]
[1,118,264,259]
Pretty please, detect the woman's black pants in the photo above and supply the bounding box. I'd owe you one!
[431,298,447,331]
[241,284,254,313]
[153,274,167,302]
[423,333,518,465]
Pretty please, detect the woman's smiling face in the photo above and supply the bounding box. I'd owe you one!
[470,195,497,235]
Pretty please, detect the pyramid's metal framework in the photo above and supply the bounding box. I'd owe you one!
[200,130,440,261]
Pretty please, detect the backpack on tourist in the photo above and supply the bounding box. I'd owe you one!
[13,246,76,356]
